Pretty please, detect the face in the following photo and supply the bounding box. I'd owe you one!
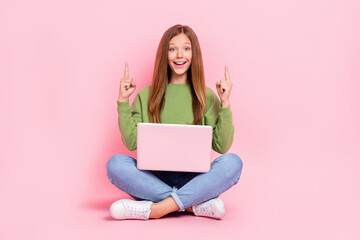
[168,33,192,78]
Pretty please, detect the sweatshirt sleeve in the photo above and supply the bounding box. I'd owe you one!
[117,93,143,151]
[204,90,234,154]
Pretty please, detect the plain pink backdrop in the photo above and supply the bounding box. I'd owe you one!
[1,0,360,239]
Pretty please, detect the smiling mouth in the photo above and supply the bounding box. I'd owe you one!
[174,61,186,66]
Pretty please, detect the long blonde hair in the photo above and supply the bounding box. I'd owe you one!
[148,24,206,125]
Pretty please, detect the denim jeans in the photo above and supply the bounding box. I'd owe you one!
[106,153,243,211]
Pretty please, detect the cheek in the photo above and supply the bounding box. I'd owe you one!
[168,54,174,64]
[187,51,192,61]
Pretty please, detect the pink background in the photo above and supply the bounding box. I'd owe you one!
[1,0,360,239]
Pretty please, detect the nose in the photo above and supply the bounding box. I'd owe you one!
[176,49,183,58]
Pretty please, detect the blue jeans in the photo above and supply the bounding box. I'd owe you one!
[106,153,243,211]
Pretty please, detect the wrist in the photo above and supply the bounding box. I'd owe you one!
[118,97,129,102]
[221,99,230,108]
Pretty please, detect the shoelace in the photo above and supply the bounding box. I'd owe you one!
[124,204,149,219]
[195,202,215,216]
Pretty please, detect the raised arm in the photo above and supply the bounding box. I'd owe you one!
[205,66,234,153]
[117,61,141,151]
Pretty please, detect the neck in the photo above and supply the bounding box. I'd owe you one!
[169,73,189,84]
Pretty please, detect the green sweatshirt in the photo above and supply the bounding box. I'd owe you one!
[117,84,234,154]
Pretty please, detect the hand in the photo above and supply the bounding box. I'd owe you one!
[118,61,136,102]
[216,65,233,108]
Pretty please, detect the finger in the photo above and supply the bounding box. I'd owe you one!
[128,85,136,95]
[225,65,231,82]
[121,81,131,86]
[216,82,222,95]
[121,82,131,89]
[220,82,231,88]
[121,78,133,83]
[222,86,231,93]
[220,81,232,88]
[217,82,225,94]
[124,61,129,78]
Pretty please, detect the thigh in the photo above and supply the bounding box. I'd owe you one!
[106,154,174,202]
[173,153,243,209]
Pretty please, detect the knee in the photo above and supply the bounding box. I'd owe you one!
[228,153,243,171]
[221,153,243,179]
[106,154,133,176]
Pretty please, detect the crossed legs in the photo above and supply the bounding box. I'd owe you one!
[106,153,243,219]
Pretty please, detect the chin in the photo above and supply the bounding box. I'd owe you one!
[171,66,190,75]
[175,69,187,74]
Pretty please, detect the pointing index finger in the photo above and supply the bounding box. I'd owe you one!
[124,61,129,78]
[225,65,231,81]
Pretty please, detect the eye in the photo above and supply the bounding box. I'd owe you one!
[185,47,191,51]
[169,48,175,52]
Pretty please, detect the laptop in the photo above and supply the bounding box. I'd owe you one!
[137,123,213,172]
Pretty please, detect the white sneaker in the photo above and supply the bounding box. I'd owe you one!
[192,198,225,219]
[109,199,153,220]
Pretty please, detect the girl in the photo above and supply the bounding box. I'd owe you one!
[106,24,243,220]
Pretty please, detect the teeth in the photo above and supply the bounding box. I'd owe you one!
[174,61,186,65]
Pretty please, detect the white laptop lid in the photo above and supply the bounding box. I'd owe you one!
[137,123,213,172]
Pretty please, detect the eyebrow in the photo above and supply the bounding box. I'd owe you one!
[169,42,191,45]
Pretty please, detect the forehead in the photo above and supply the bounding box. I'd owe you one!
[169,33,191,45]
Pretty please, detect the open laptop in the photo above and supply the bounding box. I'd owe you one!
[137,123,213,172]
